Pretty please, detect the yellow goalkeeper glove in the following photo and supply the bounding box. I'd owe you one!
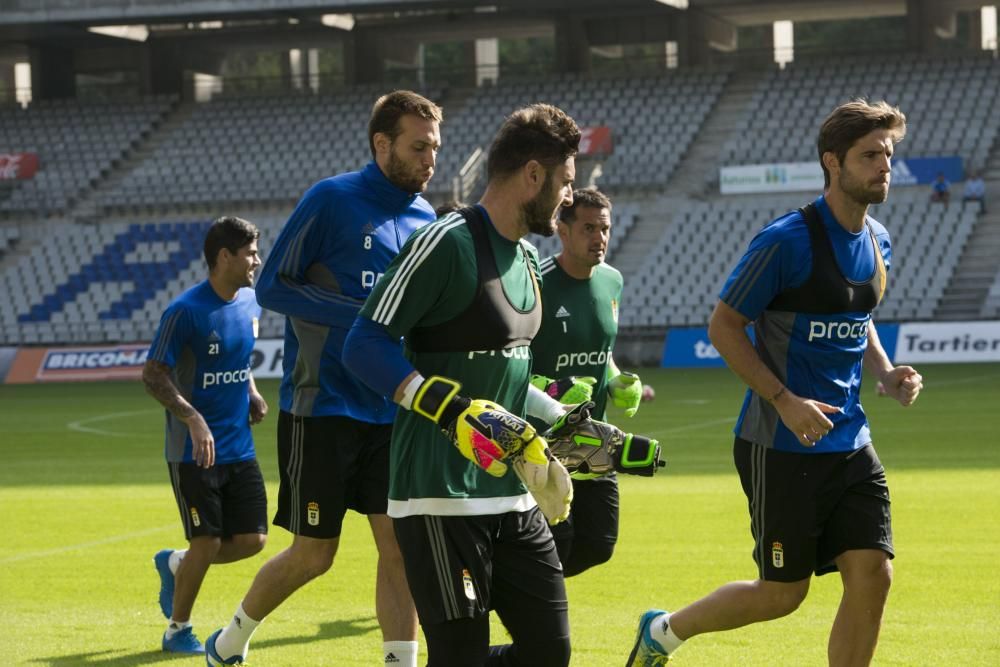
[413,375,541,477]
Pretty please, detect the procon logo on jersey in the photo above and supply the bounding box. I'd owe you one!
[467,347,531,361]
[555,348,612,371]
[361,270,385,289]
[202,365,252,389]
[807,319,870,343]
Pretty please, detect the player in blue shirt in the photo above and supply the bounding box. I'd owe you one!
[629,100,924,666]
[143,216,268,655]
[206,90,442,667]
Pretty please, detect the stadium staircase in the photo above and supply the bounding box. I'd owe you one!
[608,68,764,282]
[660,68,766,200]
[69,100,193,224]
[934,142,1000,320]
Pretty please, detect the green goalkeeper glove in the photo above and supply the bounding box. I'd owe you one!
[413,375,542,477]
[608,370,642,417]
[545,412,664,478]
[530,374,597,405]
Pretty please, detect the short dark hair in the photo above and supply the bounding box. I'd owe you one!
[486,103,581,182]
[434,200,466,218]
[204,216,259,270]
[367,90,443,158]
[559,187,611,224]
[818,99,906,187]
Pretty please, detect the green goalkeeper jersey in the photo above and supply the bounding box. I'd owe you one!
[360,208,541,517]
[532,256,623,419]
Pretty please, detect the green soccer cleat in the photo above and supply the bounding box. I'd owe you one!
[626,609,671,666]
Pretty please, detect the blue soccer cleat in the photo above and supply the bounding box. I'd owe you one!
[153,549,175,619]
[205,629,245,665]
[162,626,205,654]
[626,609,671,666]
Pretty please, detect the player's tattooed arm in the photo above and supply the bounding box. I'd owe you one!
[142,360,215,467]
[142,360,197,421]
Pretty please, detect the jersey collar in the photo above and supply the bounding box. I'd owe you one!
[361,161,420,211]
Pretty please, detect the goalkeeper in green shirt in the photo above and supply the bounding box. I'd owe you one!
[345,103,582,667]
[531,187,645,576]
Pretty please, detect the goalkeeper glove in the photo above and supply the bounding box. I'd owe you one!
[608,370,642,417]
[530,374,597,405]
[545,412,664,477]
[412,375,542,477]
[512,437,573,525]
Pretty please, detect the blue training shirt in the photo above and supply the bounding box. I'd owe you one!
[148,281,261,464]
[719,195,892,453]
[255,161,435,422]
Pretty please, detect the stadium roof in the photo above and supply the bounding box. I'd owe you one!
[0,0,988,27]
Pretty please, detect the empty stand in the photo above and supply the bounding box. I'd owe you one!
[98,86,442,212]
[617,188,979,329]
[723,54,1000,173]
[0,96,175,216]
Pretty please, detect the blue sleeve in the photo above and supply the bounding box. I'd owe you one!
[718,215,810,320]
[255,187,367,326]
[876,228,892,273]
[343,315,416,400]
[148,303,193,368]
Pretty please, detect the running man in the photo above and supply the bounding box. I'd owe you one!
[344,103,581,666]
[530,186,644,576]
[628,99,923,667]
[145,216,268,655]
[205,90,441,667]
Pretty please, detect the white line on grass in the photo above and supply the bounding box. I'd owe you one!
[66,409,159,438]
[0,524,175,565]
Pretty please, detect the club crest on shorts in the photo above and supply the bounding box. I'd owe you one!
[772,541,784,568]
[190,506,201,527]
[307,501,320,526]
[462,569,476,601]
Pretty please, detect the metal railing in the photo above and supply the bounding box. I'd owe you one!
[452,146,485,204]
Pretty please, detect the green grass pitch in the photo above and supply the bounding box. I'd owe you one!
[1,364,998,665]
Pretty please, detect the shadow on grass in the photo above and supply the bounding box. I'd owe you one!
[29,616,378,666]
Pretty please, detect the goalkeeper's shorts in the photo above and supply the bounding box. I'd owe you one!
[392,509,567,625]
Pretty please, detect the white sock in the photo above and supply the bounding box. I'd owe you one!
[649,612,685,654]
[215,603,262,660]
[168,549,187,575]
[165,619,191,639]
[383,641,418,667]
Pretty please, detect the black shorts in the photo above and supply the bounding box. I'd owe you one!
[393,509,568,626]
[734,438,894,582]
[550,473,620,550]
[274,411,392,539]
[168,459,268,541]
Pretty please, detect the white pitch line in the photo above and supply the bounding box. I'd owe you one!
[0,524,175,565]
[66,409,159,438]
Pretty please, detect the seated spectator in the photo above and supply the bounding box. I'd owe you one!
[962,170,985,211]
[930,172,951,204]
